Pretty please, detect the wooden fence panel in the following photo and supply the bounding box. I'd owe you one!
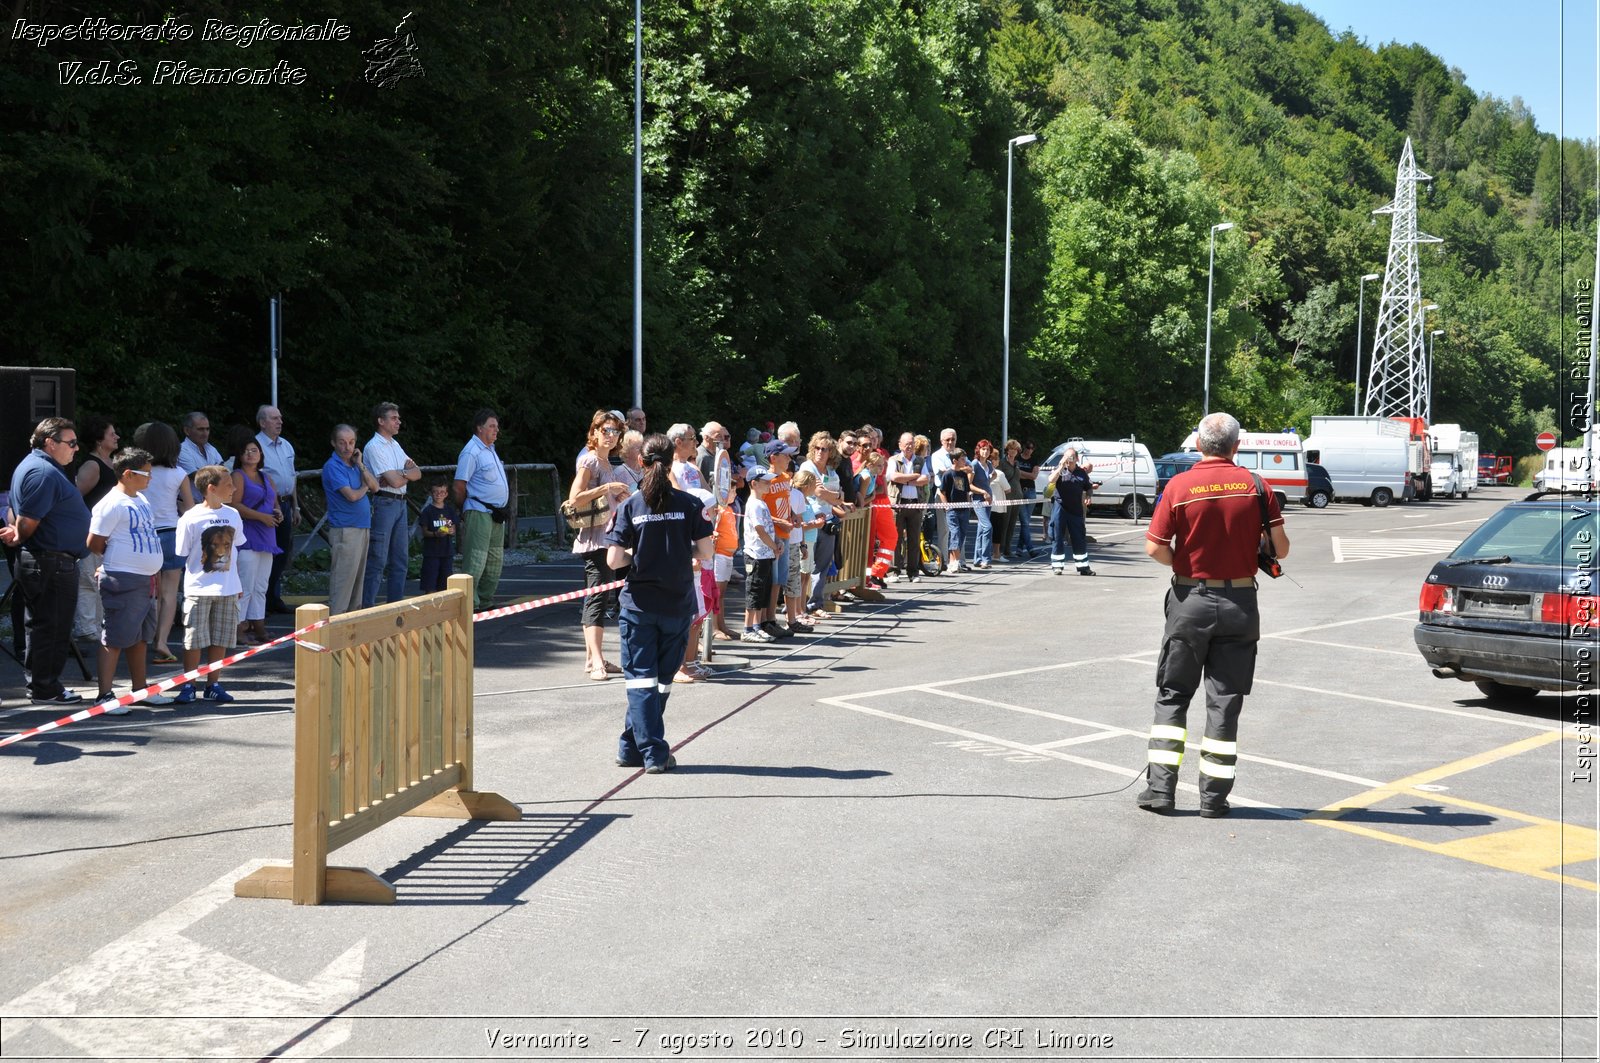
[236,573,520,905]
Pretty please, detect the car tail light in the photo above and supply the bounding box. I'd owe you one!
[1419,583,1455,614]
[1538,592,1600,629]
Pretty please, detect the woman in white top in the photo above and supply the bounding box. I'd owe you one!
[132,421,195,664]
[569,409,632,681]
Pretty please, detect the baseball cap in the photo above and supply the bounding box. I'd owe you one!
[766,440,799,458]
[746,468,773,483]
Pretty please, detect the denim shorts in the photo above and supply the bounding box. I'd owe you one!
[157,527,184,571]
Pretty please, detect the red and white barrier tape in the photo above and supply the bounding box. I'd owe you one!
[1,578,633,750]
[471,579,625,622]
[0,620,331,749]
[886,497,1047,510]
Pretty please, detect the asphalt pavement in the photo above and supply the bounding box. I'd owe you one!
[1,486,1595,1062]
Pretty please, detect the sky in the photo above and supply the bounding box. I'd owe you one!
[1295,0,1598,140]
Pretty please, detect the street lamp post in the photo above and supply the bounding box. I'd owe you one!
[1002,133,1038,448]
[632,0,643,411]
[1427,328,1443,422]
[1420,302,1439,419]
[1352,272,1380,415]
[1202,221,1234,417]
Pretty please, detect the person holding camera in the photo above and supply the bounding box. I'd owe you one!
[452,408,510,611]
[1138,412,1290,819]
[1047,448,1094,576]
[569,409,631,681]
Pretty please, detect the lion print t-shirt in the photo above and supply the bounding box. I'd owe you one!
[175,504,245,597]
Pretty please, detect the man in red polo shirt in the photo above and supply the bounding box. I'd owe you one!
[1138,412,1290,818]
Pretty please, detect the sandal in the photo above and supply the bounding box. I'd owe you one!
[588,667,610,681]
[673,668,701,684]
[151,648,178,665]
[604,661,622,675]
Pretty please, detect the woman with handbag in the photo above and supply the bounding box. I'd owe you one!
[570,409,632,681]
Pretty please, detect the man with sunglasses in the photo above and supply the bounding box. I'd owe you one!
[2,418,92,705]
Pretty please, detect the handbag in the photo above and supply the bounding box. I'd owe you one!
[561,494,609,531]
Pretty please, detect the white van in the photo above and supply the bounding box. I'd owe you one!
[1533,447,1596,492]
[1178,430,1307,509]
[1304,415,1410,507]
[1038,438,1157,518]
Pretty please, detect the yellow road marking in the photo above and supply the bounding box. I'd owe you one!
[1310,732,1597,891]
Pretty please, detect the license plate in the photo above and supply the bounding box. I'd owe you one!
[1459,591,1532,620]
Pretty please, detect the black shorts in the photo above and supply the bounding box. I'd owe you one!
[746,557,774,612]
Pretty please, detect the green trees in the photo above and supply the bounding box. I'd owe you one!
[0,0,1580,465]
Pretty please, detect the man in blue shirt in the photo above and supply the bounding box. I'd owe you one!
[321,424,380,614]
[2,418,93,704]
[452,409,509,610]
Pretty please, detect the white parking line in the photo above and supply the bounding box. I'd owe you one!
[1268,611,1413,637]
[921,686,1385,787]
[1265,635,1418,657]
[817,695,1288,814]
[1117,659,1562,733]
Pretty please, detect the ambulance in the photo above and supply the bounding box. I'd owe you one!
[1179,429,1307,509]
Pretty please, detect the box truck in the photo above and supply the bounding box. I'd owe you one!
[1428,424,1478,499]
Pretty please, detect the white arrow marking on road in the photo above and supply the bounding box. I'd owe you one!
[0,859,365,1060]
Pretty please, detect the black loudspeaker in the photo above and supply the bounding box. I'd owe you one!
[0,366,77,487]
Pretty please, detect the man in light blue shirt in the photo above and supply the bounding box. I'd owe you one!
[452,408,508,609]
[361,402,421,608]
[255,405,298,614]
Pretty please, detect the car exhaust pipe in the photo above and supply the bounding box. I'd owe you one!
[1431,666,1461,679]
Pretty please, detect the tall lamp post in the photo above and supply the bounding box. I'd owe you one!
[1002,133,1038,447]
[1420,302,1438,419]
[1427,328,1443,422]
[1352,272,1380,414]
[632,0,644,411]
[1202,221,1234,417]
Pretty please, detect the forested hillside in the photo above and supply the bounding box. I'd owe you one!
[1,0,1588,461]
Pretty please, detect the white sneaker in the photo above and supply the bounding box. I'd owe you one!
[102,701,131,716]
[145,693,176,706]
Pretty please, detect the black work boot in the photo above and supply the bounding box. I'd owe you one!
[1136,787,1175,813]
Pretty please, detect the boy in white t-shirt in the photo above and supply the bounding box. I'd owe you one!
[173,465,245,704]
[740,471,779,643]
[87,448,173,712]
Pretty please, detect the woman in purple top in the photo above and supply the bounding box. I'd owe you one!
[229,432,283,646]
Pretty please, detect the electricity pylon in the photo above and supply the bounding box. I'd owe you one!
[1363,137,1443,420]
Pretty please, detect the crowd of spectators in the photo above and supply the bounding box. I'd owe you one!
[2,402,510,709]
[567,408,1049,687]
[3,400,1050,709]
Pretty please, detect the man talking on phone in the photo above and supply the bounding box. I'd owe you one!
[1137,412,1289,818]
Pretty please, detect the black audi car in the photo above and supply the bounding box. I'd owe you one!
[1414,493,1600,701]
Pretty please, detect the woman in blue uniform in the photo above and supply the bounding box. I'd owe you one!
[1048,448,1096,576]
[605,433,715,773]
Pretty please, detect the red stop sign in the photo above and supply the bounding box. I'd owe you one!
[1536,431,1558,452]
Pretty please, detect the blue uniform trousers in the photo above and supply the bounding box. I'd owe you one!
[618,608,693,768]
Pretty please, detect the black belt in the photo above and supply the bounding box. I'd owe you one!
[1173,575,1254,589]
[24,547,80,562]
[375,492,407,500]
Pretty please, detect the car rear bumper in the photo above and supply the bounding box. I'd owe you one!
[1414,623,1600,691]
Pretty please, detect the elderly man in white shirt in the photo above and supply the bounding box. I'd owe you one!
[176,411,222,474]
[361,401,421,608]
[927,427,958,569]
[255,405,299,614]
